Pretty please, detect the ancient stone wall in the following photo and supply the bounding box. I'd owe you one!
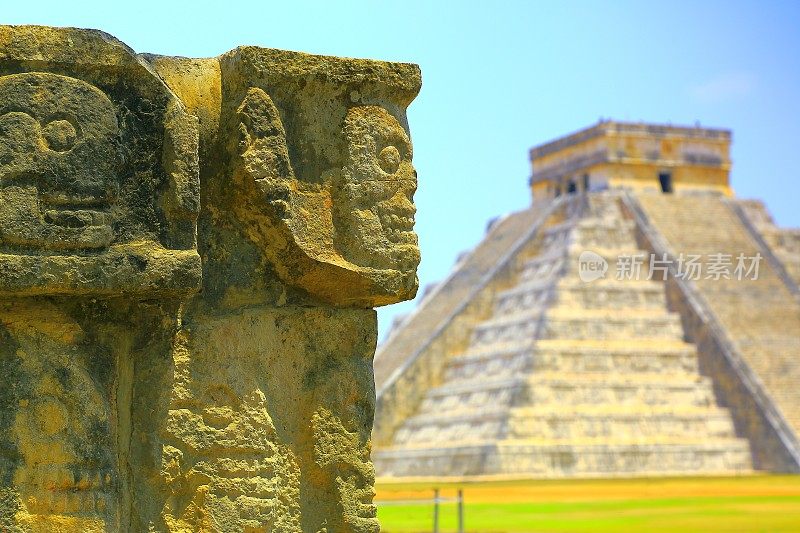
[0,26,420,532]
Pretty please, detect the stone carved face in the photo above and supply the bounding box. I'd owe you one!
[9,341,115,525]
[307,345,379,533]
[333,106,419,272]
[162,339,299,531]
[312,408,379,533]
[233,91,419,305]
[0,73,121,251]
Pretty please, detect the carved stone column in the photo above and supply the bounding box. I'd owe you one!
[0,26,420,533]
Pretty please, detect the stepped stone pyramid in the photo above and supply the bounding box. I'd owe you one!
[373,121,800,478]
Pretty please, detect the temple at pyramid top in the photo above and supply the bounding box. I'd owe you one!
[529,120,732,200]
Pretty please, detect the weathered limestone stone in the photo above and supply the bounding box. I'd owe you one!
[153,46,420,308]
[0,25,421,532]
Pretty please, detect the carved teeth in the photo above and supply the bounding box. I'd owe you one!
[378,211,415,236]
[44,209,111,228]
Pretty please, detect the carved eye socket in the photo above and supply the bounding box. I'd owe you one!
[378,145,401,174]
[29,396,69,437]
[42,119,78,152]
[207,384,240,407]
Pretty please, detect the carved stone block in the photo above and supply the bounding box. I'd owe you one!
[0,25,421,533]
[0,26,201,298]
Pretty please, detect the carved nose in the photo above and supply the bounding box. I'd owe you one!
[390,188,416,216]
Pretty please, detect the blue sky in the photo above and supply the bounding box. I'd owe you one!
[7,1,799,339]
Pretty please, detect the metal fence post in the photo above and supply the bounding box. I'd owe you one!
[457,489,464,533]
[433,488,440,533]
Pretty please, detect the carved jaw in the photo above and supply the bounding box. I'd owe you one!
[336,178,420,272]
[269,175,419,306]
[279,195,420,307]
[378,193,417,247]
[337,463,379,528]
[0,185,115,250]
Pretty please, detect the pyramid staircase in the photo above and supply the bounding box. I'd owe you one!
[373,193,753,478]
[731,199,800,287]
[634,193,800,455]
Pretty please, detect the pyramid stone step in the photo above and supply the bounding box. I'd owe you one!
[419,374,716,416]
[495,440,752,477]
[507,409,738,441]
[540,311,684,340]
[585,196,626,219]
[551,280,668,311]
[542,217,637,248]
[521,375,715,408]
[517,251,568,283]
[374,440,752,478]
[393,406,738,447]
[374,443,500,477]
[539,222,573,249]
[464,339,536,357]
[444,348,531,382]
[394,410,508,445]
[403,403,729,428]
[494,278,667,316]
[572,224,639,250]
[445,341,699,383]
[469,310,543,346]
[517,246,652,284]
[419,377,522,413]
[470,308,683,347]
[493,278,554,315]
[531,341,699,374]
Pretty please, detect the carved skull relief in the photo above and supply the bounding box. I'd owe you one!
[160,333,300,531]
[231,85,420,306]
[0,73,121,250]
[334,105,419,272]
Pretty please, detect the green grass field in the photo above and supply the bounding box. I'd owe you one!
[375,475,800,532]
